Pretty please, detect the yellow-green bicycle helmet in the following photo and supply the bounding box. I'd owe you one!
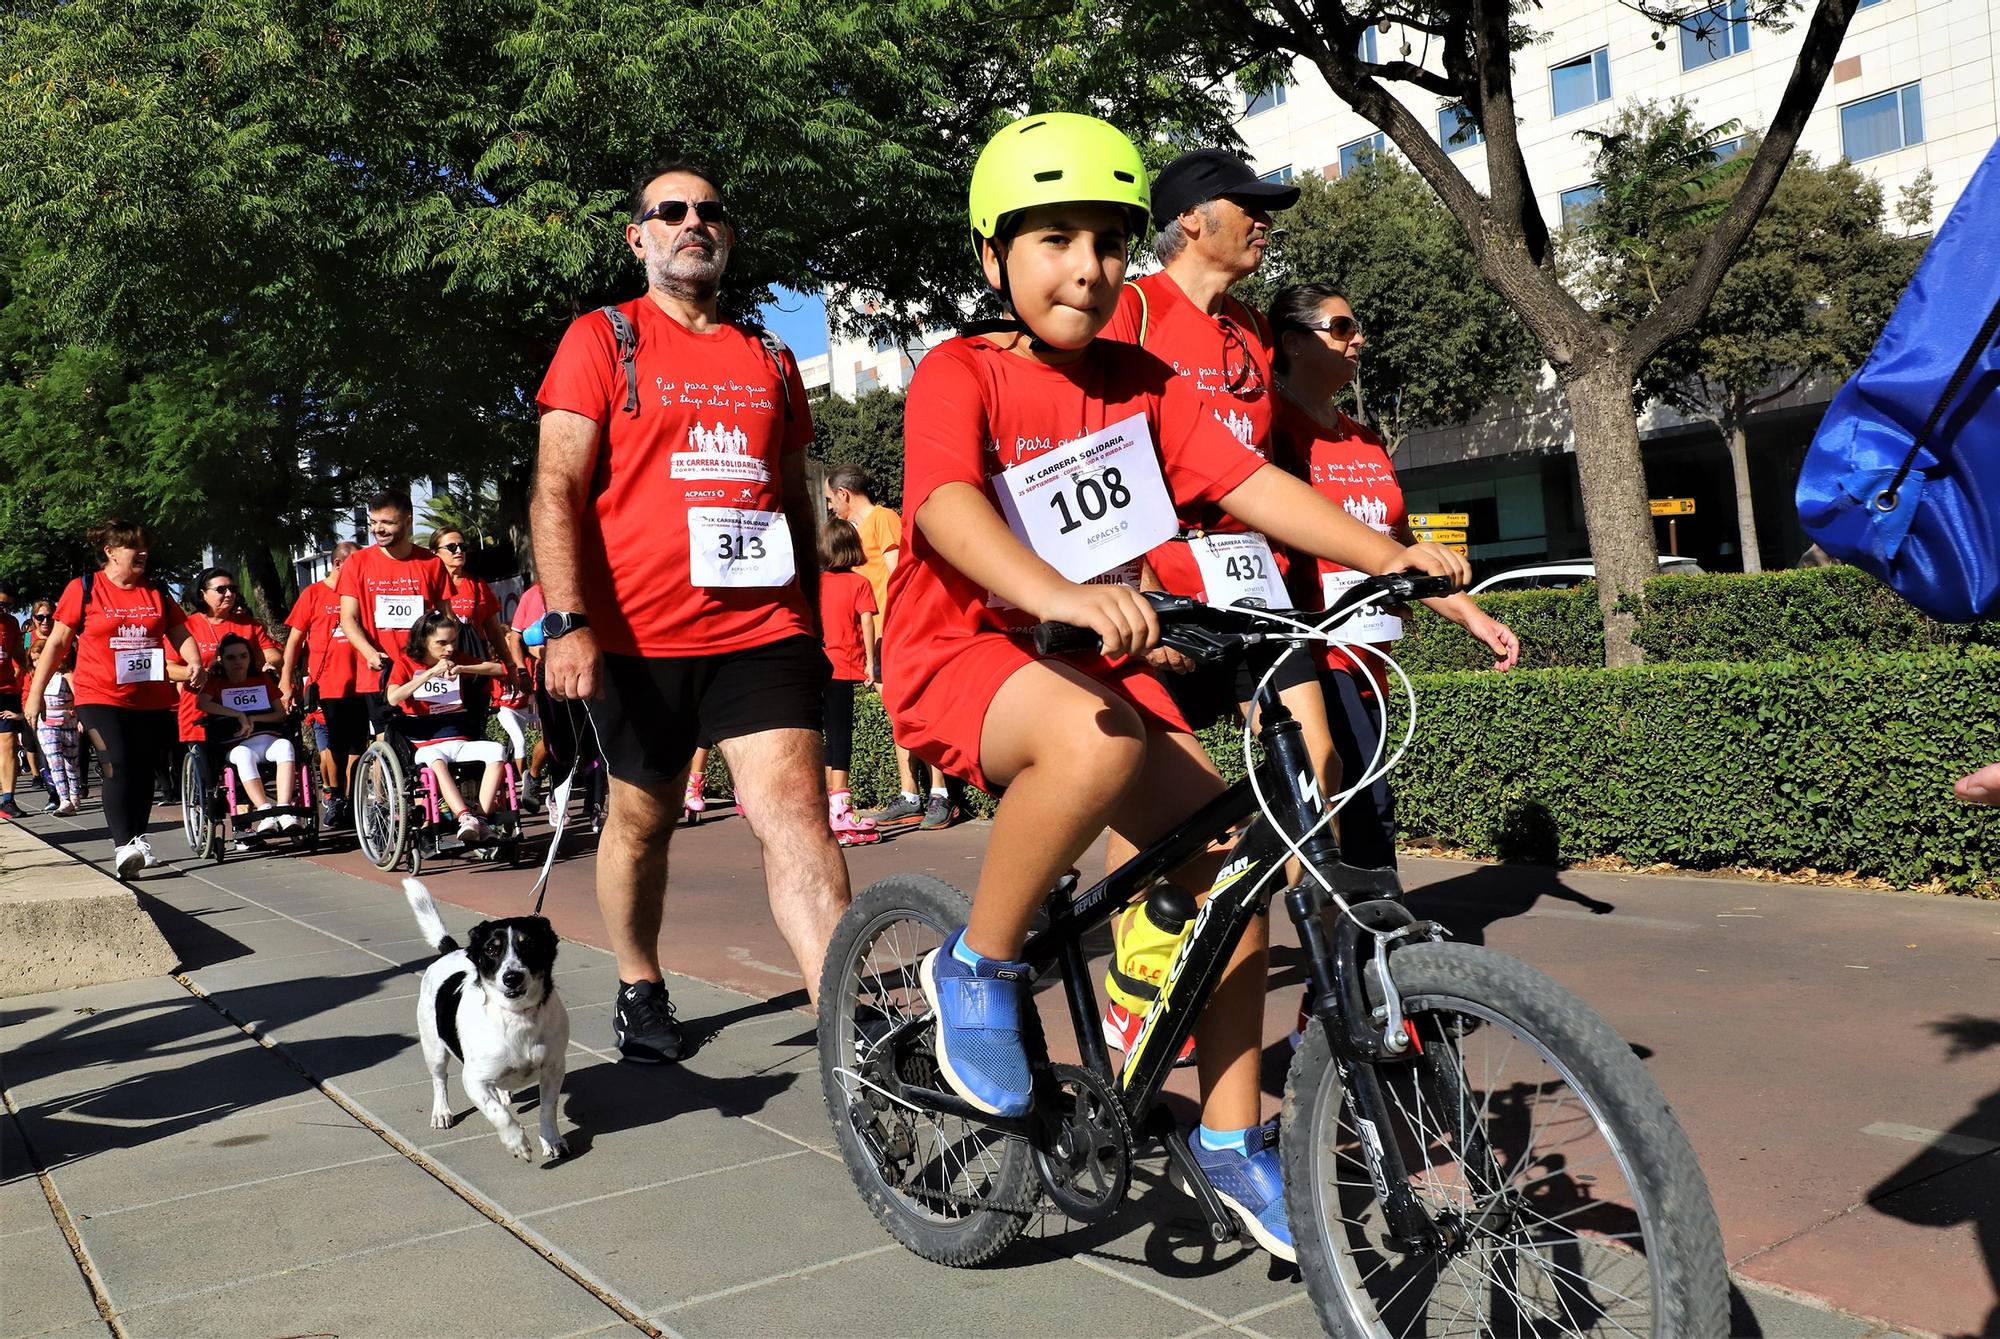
[968,112,1150,250]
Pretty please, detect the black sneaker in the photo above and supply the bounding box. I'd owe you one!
[320,794,344,828]
[919,793,951,830]
[0,796,21,819]
[613,980,686,1063]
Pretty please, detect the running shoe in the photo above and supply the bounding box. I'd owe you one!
[456,811,487,842]
[54,799,79,817]
[864,794,923,827]
[135,834,162,868]
[319,794,344,828]
[255,807,282,835]
[612,979,687,1063]
[1102,1004,1197,1067]
[519,774,543,814]
[683,774,706,816]
[278,813,304,833]
[113,840,145,879]
[1178,1122,1296,1262]
[919,792,952,830]
[0,796,20,819]
[919,930,1034,1117]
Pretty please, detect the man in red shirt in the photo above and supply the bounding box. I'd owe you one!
[533,157,849,1064]
[282,540,363,826]
[336,492,451,694]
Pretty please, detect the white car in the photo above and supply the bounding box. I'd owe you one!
[1469,556,1703,595]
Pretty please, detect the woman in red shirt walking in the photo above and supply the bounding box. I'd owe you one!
[26,519,204,877]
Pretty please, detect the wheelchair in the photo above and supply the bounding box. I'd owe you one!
[353,703,527,875]
[179,715,321,863]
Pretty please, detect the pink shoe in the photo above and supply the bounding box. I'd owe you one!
[683,775,707,824]
[830,794,880,847]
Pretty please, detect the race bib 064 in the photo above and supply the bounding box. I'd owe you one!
[688,508,797,588]
[993,414,1177,583]
[220,684,271,714]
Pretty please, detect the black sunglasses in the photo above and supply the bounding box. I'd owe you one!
[208,585,238,596]
[1218,318,1268,401]
[1302,314,1363,340]
[31,613,52,621]
[437,543,466,553]
[640,199,729,227]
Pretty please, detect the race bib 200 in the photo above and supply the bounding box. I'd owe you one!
[374,593,423,630]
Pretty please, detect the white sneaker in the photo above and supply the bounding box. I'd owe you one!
[278,813,303,833]
[255,810,281,835]
[457,813,486,842]
[113,841,145,878]
[135,834,162,868]
[55,800,78,817]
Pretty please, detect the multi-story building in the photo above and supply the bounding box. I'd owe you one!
[1235,0,1999,570]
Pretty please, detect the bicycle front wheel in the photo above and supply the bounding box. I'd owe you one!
[1283,941,1726,1338]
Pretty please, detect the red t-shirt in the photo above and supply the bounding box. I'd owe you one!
[818,571,878,682]
[510,583,547,635]
[283,579,358,700]
[0,615,23,695]
[169,612,281,742]
[200,669,286,741]
[884,335,1266,676]
[52,574,188,711]
[1101,273,1281,600]
[387,648,475,742]
[446,574,499,627]
[534,298,814,657]
[1273,397,1406,672]
[335,544,450,686]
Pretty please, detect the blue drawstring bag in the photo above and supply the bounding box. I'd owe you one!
[1796,138,2000,622]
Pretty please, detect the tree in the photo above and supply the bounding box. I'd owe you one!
[1577,110,1924,572]
[809,390,909,511]
[1083,0,1869,664]
[1236,156,1537,455]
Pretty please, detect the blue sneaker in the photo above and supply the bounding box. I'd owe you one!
[919,929,1034,1117]
[1182,1122,1297,1262]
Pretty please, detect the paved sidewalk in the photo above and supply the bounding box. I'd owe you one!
[1,800,1952,1338]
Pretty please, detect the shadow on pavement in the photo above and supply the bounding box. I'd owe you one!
[558,1061,802,1162]
[1401,859,1616,947]
[1867,1014,2000,1339]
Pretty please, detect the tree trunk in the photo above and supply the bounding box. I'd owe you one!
[1724,417,1763,574]
[240,546,289,629]
[1562,361,1659,667]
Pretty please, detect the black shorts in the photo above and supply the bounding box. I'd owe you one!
[318,694,369,758]
[1160,642,1320,732]
[592,635,829,786]
[0,693,21,734]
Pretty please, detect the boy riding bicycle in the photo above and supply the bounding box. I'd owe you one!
[883,112,1468,1258]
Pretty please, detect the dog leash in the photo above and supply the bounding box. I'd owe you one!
[526,695,605,917]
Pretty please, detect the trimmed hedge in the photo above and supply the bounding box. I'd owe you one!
[1395,565,2000,671]
[1387,648,2000,893]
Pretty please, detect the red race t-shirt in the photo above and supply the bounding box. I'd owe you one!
[201,669,286,741]
[387,649,476,742]
[335,544,450,685]
[535,298,814,658]
[446,574,499,627]
[1273,396,1407,673]
[0,615,23,695]
[1101,273,1284,601]
[510,583,547,636]
[283,579,358,700]
[818,570,878,682]
[885,335,1265,675]
[52,574,188,711]
[169,612,280,742]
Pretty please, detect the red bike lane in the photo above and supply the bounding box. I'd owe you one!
[308,809,2000,1338]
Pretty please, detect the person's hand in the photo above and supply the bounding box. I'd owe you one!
[1146,645,1198,675]
[370,653,391,676]
[1037,582,1158,662]
[279,682,296,713]
[864,663,879,688]
[1955,762,2000,806]
[1387,542,1472,590]
[1465,614,1520,672]
[544,628,602,701]
[187,663,208,693]
[423,658,455,684]
[232,715,252,740]
[22,692,42,733]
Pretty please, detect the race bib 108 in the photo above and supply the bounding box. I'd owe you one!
[993,414,1178,583]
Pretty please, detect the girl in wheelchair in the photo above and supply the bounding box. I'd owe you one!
[385,611,509,843]
[200,634,302,834]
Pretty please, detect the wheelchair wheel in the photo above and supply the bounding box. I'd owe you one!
[179,748,218,863]
[355,739,409,872]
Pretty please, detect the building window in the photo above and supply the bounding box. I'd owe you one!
[1550,48,1611,117]
[1841,83,1923,160]
[1438,102,1485,152]
[1679,1,1750,70]
[1338,135,1385,177]
[1258,165,1295,185]
[1857,0,1888,7]
[1245,82,1286,117]
[1358,26,1378,63]
[1560,184,1604,228]
[1709,135,1744,161]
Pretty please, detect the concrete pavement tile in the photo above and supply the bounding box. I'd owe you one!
[186,915,364,962]
[1732,1280,1923,1338]
[526,1141,879,1314]
[187,943,406,995]
[663,1238,1212,1338]
[681,1051,837,1153]
[115,1222,622,1339]
[192,959,419,1035]
[1,980,204,1059]
[0,1119,53,1239]
[74,1155,486,1312]
[45,1101,390,1219]
[0,1225,102,1338]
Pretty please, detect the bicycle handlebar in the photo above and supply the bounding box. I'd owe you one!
[1028,572,1458,660]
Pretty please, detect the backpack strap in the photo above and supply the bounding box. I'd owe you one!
[1128,282,1151,345]
[598,305,641,417]
[1878,291,2000,510]
[740,323,795,425]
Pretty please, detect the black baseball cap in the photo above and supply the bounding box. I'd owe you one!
[1150,149,1301,227]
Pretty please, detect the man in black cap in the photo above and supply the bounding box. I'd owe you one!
[1096,149,1333,1065]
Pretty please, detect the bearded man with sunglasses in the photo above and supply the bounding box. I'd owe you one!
[531,158,849,1065]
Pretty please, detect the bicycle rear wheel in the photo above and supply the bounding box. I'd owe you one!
[1283,941,1726,1338]
[817,875,1036,1266]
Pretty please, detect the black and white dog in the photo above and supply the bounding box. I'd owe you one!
[402,878,570,1162]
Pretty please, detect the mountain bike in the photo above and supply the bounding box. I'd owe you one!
[817,574,1728,1336]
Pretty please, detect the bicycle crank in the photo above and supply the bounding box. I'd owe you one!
[1031,1064,1132,1223]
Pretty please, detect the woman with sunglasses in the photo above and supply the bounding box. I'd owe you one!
[429,529,528,783]
[1268,282,1519,868]
[168,568,283,755]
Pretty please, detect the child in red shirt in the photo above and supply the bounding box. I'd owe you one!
[200,634,300,833]
[817,520,879,845]
[885,113,1467,1256]
[384,611,510,842]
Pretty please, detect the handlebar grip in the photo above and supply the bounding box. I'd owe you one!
[1390,573,1458,601]
[1030,622,1103,656]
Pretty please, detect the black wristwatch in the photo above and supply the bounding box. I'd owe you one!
[541,610,591,641]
